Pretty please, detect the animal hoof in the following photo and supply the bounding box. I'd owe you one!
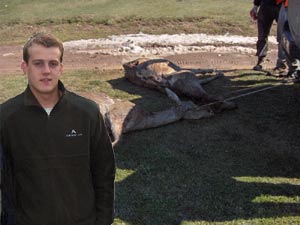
[211,101,237,113]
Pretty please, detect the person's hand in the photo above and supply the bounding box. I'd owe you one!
[250,5,258,20]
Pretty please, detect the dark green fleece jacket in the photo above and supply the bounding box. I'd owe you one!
[0,81,115,225]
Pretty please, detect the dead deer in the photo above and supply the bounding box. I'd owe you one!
[78,58,236,145]
[80,91,235,146]
[123,58,226,104]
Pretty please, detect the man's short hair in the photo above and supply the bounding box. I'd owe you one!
[23,33,64,63]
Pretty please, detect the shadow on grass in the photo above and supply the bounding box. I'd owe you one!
[109,73,300,224]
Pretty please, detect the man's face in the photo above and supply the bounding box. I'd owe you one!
[21,43,63,98]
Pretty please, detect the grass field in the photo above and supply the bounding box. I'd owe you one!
[0,0,257,45]
[1,1,300,225]
[1,70,300,225]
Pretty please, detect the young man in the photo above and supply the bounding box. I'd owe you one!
[0,33,116,225]
[250,0,286,72]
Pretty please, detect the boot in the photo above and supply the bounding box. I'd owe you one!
[273,60,287,76]
[253,57,264,71]
[289,70,300,83]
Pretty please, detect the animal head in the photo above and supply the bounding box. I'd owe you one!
[123,58,149,79]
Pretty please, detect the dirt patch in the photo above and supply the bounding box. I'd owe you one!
[0,45,125,74]
[0,33,279,75]
[0,46,278,75]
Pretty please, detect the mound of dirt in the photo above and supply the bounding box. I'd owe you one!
[0,33,279,75]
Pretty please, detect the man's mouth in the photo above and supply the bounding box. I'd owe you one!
[40,78,52,84]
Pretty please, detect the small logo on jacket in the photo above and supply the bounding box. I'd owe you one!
[66,129,83,137]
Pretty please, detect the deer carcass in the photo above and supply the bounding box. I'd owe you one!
[80,91,234,146]
[123,58,229,104]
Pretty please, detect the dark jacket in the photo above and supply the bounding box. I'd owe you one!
[0,81,115,225]
[254,0,279,6]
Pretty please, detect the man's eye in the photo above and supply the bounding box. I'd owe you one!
[33,62,42,65]
[49,62,59,67]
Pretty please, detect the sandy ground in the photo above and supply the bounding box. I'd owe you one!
[0,33,279,75]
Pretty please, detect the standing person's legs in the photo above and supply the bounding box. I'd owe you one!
[281,23,300,80]
[253,4,276,70]
[274,4,288,72]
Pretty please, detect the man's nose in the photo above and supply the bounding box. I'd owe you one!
[42,63,51,73]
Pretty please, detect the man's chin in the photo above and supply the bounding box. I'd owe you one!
[30,85,58,96]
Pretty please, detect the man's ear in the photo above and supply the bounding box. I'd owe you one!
[21,61,27,74]
[60,63,64,74]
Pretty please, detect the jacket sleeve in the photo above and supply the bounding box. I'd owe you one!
[90,109,115,225]
[0,109,16,225]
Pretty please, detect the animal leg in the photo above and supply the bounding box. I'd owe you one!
[168,73,216,102]
[190,68,214,74]
[198,71,224,85]
[106,100,189,145]
[164,88,182,105]
[126,107,185,131]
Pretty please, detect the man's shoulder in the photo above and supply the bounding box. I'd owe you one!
[0,93,24,120]
[66,91,100,116]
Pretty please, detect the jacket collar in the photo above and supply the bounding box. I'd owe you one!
[24,80,66,107]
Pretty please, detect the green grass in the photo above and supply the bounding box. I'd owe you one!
[0,74,27,102]
[0,0,257,45]
[1,69,300,225]
[1,1,299,224]
[0,0,250,24]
